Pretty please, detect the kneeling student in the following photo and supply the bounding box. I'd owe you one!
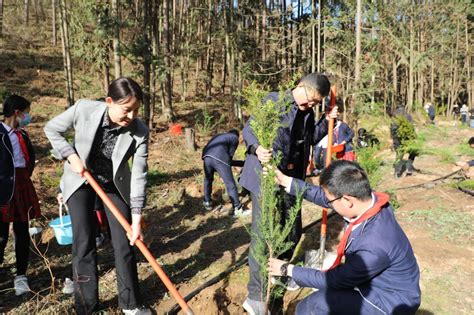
[268,160,421,315]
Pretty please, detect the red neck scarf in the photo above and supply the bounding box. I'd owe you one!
[13,130,30,168]
[327,192,390,270]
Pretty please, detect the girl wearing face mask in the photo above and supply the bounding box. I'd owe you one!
[0,94,41,296]
[44,77,151,315]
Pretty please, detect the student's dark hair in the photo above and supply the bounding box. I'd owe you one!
[2,95,31,118]
[229,129,239,137]
[107,77,143,104]
[299,73,330,97]
[468,137,474,146]
[319,160,372,201]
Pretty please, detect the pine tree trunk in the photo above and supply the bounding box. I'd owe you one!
[59,0,74,106]
[317,0,322,72]
[354,0,362,113]
[52,0,56,46]
[407,15,414,112]
[24,0,30,25]
[466,15,473,108]
[162,0,174,121]
[205,0,214,98]
[112,0,122,79]
[0,0,3,37]
[142,0,151,127]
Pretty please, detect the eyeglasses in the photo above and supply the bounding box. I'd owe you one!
[327,195,343,205]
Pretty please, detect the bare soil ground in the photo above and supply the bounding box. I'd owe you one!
[1,43,473,315]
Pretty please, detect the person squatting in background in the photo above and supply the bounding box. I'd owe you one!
[44,77,151,315]
[202,129,251,216]
[0,95,41,296]
[356,128,380,149]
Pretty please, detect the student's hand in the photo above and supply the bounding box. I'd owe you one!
[326,106,339,119]
[128,214,144,246]
[268,258,291,277]
[256,145,272,164]
[57,193,64,205]
[275,169,292,188]
[67,154,85,176]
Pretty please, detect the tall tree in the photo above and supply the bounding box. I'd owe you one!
[0,0,3,37]
[52,0,57,46]
[58,0,74,106]
[111,0,122,78]
[162,0,174,121]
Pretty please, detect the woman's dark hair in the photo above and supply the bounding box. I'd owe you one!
[319,160,372,201]
[107,77,143,104]
[2,95,31,117]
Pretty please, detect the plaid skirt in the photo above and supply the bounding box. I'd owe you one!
[0,168,41,222]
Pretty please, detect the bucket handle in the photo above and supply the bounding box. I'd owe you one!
[59,202,70,226]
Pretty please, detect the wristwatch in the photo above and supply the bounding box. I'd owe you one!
[280,263,290,277]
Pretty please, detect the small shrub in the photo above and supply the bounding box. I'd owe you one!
[355,145,383,187]
[195,108,224,135]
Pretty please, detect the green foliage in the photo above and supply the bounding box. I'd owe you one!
[385,189,400,211]
[407,207,472,241]
[0,87,11,101]
[355,145,383,187]
[252,161,304,302]
[243,81,304,305]
[355,101,386,117]
[458,180,474,190]
[456,143,474,158]
[421,147,456,164]
[195,109,224,135]
[394,115,416,144]
[241,82,290,149]
[393,115,423,158]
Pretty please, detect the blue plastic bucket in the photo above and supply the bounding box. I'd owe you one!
[49,203,73,245]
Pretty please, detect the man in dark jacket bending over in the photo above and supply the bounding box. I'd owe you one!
[202,129,250,216]
[269,160,421,315]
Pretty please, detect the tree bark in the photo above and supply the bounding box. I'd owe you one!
[407,13,415,112]
[24,0,30,26]
[0,0,3,37]
[52,0,56,46]
[185,128,196,151]
[353,0,362,113]
[111,0,122,79]
[59,0,74,106]
[205,0,214,98]
[162,0,174,121]
[142,0,151,127]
